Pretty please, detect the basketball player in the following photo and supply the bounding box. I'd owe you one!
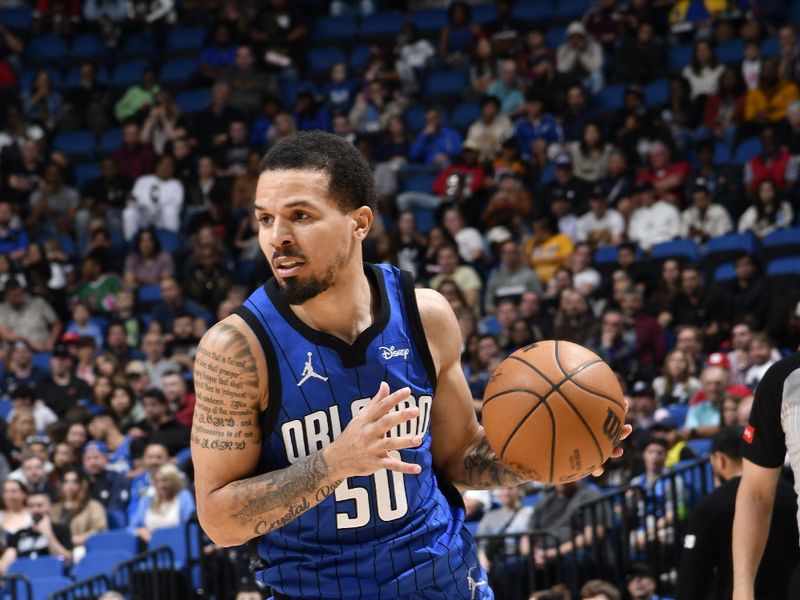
[191,132,630,599]
[732,351,800,600]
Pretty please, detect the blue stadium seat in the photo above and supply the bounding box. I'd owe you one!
[644,79,669,106]
[713,262,736,282]
[410,8,447,33]
[166,26,206,52]
[175,89,211,114]
[32,576,74,600]
[73,550,130,580]
[31,352,52,374]
[150,525,200,570]
[137,284,162,305]
[313,16,356,44]
[0,399,12,420]
[668,44,693,71]
[717,39,745,64]
[99,128,123,153]
[26,34,67,64]
[471,4,498,26]
[112,60,147,88]
[8,556,64,579]
[359,12,404,38]
[762,227,800,257]
[155,228,180,253]
[521,493,543,508]
[20,67,62,91]
[413,208,437,235]
[86,530,139,556]
[0,7,32,30]
[402,174,436,194]
[107,509,127,530]
[70,34,106,62]
[176,446,192,468]
[423,70,468,98]
[687,438,713,456]
[650,239,699,262]
[511,1,552,23]
[52,131,95,162]
[762,35,780,58]
[539,162,556,185]
[404,104,426,132]
[307,47,346,76]
[734,137,762,165]
[160,58,198,87]
[65,66,109,89]
[594,84,627,110]
[593,245,619,265]
[349,45,371,71]
[766,256,800,277]
[713,141,731,166]
[449,101,480,132]
[705,232,756,257]
[665,403,689,427]
[554,0,590,20]
[116,32,155,61]
[545,27,566,49]
[279,81,315,109]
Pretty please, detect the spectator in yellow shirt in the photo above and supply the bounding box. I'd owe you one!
[523,215,574,285]
[745,58,800,123]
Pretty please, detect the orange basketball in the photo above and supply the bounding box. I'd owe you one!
[482,340,626,484]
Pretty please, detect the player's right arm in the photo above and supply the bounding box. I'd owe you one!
[192,316,422,547]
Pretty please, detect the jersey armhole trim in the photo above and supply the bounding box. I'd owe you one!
[233,305,282,438]
[399,269,438,393]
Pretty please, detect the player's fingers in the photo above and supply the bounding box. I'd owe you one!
[376,406,419,434]
[368,381,390,408]
[609,445,625,459]
[381,457,422,475]
[382,435,423,452]
[617,424,633,442]
[591,466,605,477]
[376,386,412,414]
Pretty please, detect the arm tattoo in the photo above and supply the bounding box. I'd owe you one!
[231,452,342,535]
[461,435,527,488]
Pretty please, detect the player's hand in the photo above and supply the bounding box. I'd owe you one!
[326,382,423,480]
[591,399,632,478]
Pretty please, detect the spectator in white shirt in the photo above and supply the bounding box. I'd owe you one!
[742,39,762,91]
[682,40,724,100]
[744,333,777,391]
[627,182,681,251]
[123,155,184,241]
[576,184,625,247]
[465,96,513,163]
[442,206,485,264]
[681,177,732,243]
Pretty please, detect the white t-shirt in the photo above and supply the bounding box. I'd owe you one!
[129,175,184,237]
[455,227,485,263]
[628,201,681,250]
[576,208,625,244]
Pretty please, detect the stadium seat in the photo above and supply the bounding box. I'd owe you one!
[20,67,62,91]
[761,227,800,260]
[112,60,147,88]
[175,89,211,114]
[359,12,404,39]
[410,8,447,33]
[713,141,731,166]
[703,232,757,274]
[70,34,106,63]
[65,66,109,89]
[402,174,436,194]
[52,131,95,162]
[31,352,52,374]
[73,550,131,580]
[650,239,699,263]
[160,58,198,88]
[404,104,426,133]
[279,81,314,109]
[766,256,800,277]
[8,556,64,579]
[307,47,346,76]
[313,16,356,44]
[155,228,180,253]
[137,284,162,305]
[668,44,693,71]
[32,576,74,600]
[26,34,67,65]
[539,162,556,185]
[0,399,12,420]
[687,438,713,456]
[150,525,199,570]
[665,403,689,427]
[594,84,626,110]
[116,32,155,61]
[644,79,670,106]
[554,0,590,21]
[413,208,437,235]
[449,101,481,132]
[423,70,468,99]
[471,4,498,26]
[0,6,32,30]
[593,245,619,266]
[166,26,206,53]
[86,530,139,557]
[762,35,780,58]
[733,137,763,165]
[511,1,552,23]
[99,129,123,154]
[717,39,745,64]
[545,27,566,49]
[521,493,543,508]
[349,45,372,72]
[107,509,127,530]
[712,262,736,282]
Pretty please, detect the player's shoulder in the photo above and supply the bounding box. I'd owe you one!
[414,287,458,330]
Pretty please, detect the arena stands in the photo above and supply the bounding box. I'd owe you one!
[0,0,799,598]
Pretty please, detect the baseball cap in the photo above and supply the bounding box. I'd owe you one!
[10,384,36,400]
[52,344,71,358]
[566,21,587,37]
[651,416,679,431]
[705,352,730,370]
[84,440,108,455]
[627,562,655,580]
[125,360,147,376]
[631,381,655,397]
[692,176,710,193]
[462,139,480,152]
[554,153,572,168]
[61,331,80,345]
[486,226,513,244]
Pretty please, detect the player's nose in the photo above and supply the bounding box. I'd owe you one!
[268,217,294,248]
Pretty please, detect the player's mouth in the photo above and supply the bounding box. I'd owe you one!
[273,257,305,277]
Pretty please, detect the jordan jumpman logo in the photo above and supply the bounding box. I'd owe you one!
[467,565,487,600]
[297,352,329,387]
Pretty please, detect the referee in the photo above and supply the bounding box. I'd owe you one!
[732,352,800,600]
[678,426,798,599]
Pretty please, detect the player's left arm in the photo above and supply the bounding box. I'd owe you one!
[419,288,528,488]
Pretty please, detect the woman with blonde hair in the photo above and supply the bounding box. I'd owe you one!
[129,464,195,543]
[0,408,37,469]
[652,349,703,406]
[51,468,107,546]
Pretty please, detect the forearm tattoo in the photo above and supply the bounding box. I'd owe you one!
[461,435,527,488]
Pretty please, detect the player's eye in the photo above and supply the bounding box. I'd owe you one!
[293,211,309,221]
[258,215,274,226]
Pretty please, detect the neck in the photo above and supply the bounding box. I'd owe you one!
[290,260,374,345]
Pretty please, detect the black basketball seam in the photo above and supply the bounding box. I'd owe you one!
[508,354,556,386]
[555,360,626,411]
[498,388,555,460]
[553,340,606,468]
[542,398,556,483]
[483,387,544,408]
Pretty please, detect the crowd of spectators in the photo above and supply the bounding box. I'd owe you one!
[0,0,800,598]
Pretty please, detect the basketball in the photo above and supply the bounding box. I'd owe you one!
[482,340,626,484]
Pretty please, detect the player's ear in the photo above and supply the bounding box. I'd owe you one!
[351,206,373,240]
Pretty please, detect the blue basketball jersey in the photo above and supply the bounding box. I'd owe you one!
[233,264,493,600]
